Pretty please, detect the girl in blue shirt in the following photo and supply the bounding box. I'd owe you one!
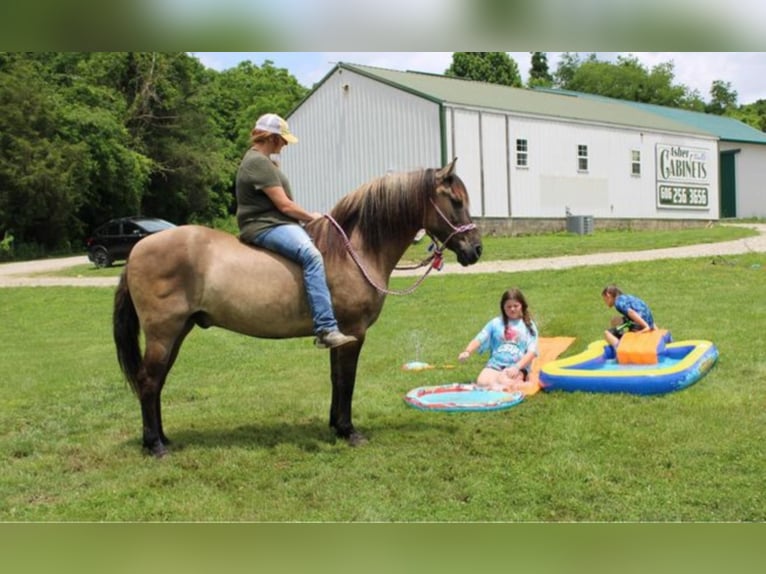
[458,288,539,391]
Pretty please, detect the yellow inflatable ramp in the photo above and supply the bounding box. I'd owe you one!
[617,329,670,365]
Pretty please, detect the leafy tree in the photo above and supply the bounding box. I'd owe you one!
[200,60,308,153]
[446,52,522,87]
[0,52,310,254]
[528,51,553,88]
[73,52,233,223]
[0,54,92,249]
[46,54,152,226]
[553,52,582,88]
[706,80,738,115]
[553,53,705,110]
[728,99,766,131]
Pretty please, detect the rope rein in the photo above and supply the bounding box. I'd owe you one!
[393,255,435,271]
[323,198,477,296]
[323,214,436,295]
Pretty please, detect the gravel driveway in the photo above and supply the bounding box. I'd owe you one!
[1,223,764,288]
[0,255,115,287]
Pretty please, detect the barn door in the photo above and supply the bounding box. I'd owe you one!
[719,150,738,218]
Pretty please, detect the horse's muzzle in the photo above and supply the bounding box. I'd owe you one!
[456,241,482,266]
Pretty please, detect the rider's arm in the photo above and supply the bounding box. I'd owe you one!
[262,185,322,223]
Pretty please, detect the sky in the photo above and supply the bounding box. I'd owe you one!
[192,52,766,106]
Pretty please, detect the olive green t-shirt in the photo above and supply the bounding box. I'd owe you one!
[236,149,295,242]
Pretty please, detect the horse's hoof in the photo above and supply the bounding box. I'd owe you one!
[144,442,168,458]
[348,431,368,447]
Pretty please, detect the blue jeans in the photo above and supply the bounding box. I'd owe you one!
[249,223,338,335]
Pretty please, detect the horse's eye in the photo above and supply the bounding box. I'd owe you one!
[450,197,463,210]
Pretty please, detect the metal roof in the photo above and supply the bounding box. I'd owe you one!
[336,63,715,138]
[534,87,766,145]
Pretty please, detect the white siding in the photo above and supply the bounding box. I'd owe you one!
[285,69,442,212]
[447,108,719,221]
[720,141,766,218]
[449,109,483,216]
[481,113,509,217]
[446,108,510,217]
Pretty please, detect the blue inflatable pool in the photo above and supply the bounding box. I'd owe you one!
[539,339,718,395]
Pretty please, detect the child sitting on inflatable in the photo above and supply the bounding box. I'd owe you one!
[601,284,656,349]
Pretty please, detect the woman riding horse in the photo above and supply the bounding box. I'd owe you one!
[236,113,355,350]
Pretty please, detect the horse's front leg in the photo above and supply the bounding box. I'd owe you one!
[329,339,367,446]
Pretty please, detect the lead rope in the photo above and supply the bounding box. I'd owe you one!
[323,214,438,296]
[323,199,476,296]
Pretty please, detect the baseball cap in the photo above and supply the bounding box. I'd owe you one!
[254,113,298,144]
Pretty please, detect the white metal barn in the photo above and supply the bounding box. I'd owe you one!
[284,63,766,230]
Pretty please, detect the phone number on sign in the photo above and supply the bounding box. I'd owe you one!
[658,185,708,208]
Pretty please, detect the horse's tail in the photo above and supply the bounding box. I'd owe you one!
[113,271,142,395]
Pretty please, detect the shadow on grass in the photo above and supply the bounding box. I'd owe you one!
[121,418,460,455]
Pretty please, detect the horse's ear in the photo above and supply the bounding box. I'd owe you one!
[436,157,457,180]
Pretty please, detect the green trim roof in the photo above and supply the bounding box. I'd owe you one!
[533,87,766,145]
[337,63,715,138]
[645,105,766,144]
[549,90,766,144]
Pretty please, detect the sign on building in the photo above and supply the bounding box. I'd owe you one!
[656,144,710,209]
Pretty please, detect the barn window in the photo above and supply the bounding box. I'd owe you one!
[516,139,528,167]
[631,150,641,176]
[577,145,588,172]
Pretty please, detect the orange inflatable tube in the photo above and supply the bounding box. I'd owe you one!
[616,329,670,365]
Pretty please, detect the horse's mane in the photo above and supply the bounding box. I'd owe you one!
[310,168,435,260]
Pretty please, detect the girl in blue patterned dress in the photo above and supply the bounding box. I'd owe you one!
[458,288,539,391]
[601,284,656,348]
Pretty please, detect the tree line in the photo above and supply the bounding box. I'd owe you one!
[2,52,764,260]
[0,52,307,258]
[447,52,766,126]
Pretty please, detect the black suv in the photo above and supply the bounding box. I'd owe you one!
[86,216,176,267]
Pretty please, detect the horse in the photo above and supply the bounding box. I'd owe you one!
[113,158,482,457]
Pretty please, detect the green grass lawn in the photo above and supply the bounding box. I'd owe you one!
[402,223,757,263]
[1,247,764,521]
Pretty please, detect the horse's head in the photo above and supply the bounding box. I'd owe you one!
[425,158,483,266]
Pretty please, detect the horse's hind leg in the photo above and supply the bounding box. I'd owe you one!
[138,341,172,457]
[139,321,194,457]
[155,323,193,446]
[329,340,367,446]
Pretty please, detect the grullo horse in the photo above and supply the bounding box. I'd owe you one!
[113,159,482,456]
